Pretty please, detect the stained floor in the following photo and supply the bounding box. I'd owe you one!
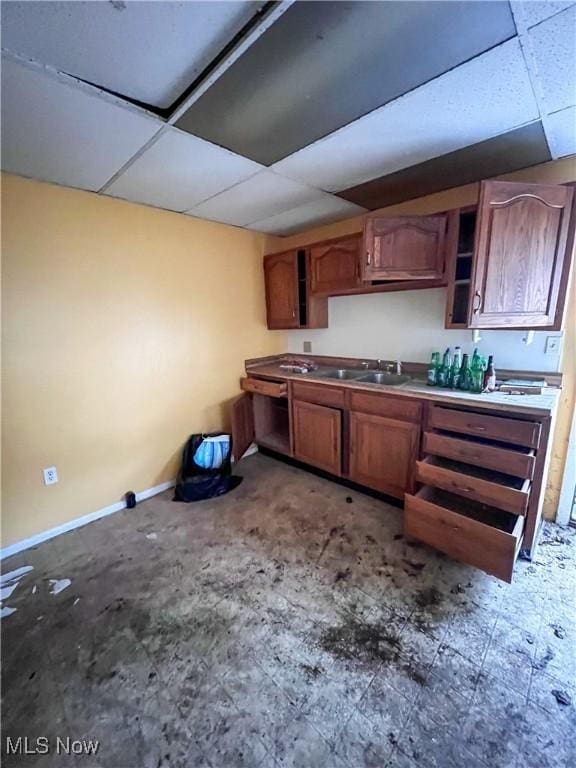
[2,454,575,768]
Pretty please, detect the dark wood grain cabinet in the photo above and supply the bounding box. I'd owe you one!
[309,235,361,294]
[292,399,342,476]
[349,411,419,498]
[362,215,447,281]
[264,251,300,329]
[264,250,328,330]
[469,180,574,329]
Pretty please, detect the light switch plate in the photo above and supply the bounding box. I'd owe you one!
[303,341,312,353]
[43,466,58,485]
[545,336,562,354]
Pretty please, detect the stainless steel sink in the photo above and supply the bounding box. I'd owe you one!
[358,372,412,386]
[314,368,367,380]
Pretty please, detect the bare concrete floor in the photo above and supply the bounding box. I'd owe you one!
[2,454,575,768]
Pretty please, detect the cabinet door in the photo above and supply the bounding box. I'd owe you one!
[231,393,254,462]
[363,215,447,281]
[310,235,361,294]
[292,400,341,476]
[470,180,574,329]
[264,251,299,329]
[349,411,419,498]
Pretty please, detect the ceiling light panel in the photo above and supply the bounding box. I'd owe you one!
[273,39,539,193]
[185,171,328,227]
[1,1,264,109]
[249,195,367,236]
[524,5,576,115]
[105,128,263,212]
[0,56,161,192]
[175,0,515,165]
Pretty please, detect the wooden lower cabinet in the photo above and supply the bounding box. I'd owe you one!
[292,399,342,476]
[349,411,419,498]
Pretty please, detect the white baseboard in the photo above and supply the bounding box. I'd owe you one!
[0,480,175,561]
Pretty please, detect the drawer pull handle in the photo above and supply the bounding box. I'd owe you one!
[366,251,372,266]
[470,425,486,431]
[473,291,482,313]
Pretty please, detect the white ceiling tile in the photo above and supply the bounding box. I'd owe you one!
[249,195,367,236]
[185,171,327,227]
[511,1,574,32]
[524,5,576,114]
[544,106,576,157]
[1,1,263,109]
[0,56,161,192]
[273,39,539,192]
[105,128,263,212]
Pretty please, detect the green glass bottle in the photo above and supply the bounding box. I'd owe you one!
[427,352,440,386]
[437,347,451,387]
[458,353,471,390]
[449,346,462,388]
[470,351,484,393]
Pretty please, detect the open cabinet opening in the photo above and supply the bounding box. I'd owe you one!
[254,393,291,455]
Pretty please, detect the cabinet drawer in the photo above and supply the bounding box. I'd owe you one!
[429,405,541,448]
[292,381,345,408]
[416,456,530,516]
[349,391,421,422]
[404,486,524,582]
[241,377,287,398]
[423,431,535,480]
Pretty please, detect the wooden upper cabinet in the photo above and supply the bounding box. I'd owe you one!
[362,215,447,281]
[264,251,300,329]
[309,235,361,294]
[470,180,575,329]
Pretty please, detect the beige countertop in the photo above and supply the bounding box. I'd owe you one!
[245,361,561,417]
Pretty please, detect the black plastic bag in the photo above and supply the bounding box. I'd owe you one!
[173,432,242,503]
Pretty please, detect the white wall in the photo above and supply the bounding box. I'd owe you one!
[288,288,564,372]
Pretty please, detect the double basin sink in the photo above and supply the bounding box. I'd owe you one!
[311,368,412,386]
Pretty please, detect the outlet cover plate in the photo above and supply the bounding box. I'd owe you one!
[545,336,562,355]
[43,466,58,485]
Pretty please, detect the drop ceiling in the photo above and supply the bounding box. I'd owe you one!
[1,0,575,237]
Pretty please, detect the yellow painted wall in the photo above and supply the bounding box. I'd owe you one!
[1,174,285,547]
[265,157,576,521]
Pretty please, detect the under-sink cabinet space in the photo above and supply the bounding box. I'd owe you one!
[404,486,524,582]
[415,455,530,516]
[428,405,541,448]
[423,431,536,479]
[254,394,291,456]
[292,399,342,476]
[240,377,287,398]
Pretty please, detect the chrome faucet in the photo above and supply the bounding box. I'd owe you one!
[395,361,402,375]
[360,360,370,369]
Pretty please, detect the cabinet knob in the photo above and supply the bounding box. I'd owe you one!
[473,291,482,313]
[292,309,296,318]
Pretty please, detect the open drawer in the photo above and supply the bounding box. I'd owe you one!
[240,377,287,398]
[423,431,535,479]
[415,456,530,516]
[404,486,524,582]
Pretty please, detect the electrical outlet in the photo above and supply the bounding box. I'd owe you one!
[303,341,312,353]
[43,466,58,485]
[545,336,562,355]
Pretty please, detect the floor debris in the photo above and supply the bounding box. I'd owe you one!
[551,689,572,706]
[48,578,71,595]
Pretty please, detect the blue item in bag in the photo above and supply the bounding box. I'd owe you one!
[193,435,230,469]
